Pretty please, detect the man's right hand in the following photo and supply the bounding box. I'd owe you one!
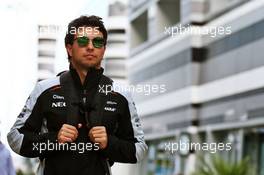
[57,124,82,143]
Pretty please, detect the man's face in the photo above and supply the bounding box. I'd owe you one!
[66,26,105,70]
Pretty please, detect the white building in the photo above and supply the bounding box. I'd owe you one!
[105,1,129,85]
[128,0,264,174]
[38,25,60,81]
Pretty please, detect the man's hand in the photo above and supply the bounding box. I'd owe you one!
[57,124,82,143]
[89,126,108,149]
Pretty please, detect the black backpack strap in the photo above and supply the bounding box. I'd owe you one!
[82,75,114,175]
[60,71,80,127]
[92,75,114,175]
[90,75,113,126]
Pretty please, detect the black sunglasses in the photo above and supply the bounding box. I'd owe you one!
[74,36,105,48]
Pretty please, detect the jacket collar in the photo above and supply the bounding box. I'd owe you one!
[69,63,104,91]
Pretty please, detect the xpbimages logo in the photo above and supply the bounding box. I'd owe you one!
[98,83,167,96]
[164,141,232,154]
[38,25,100,37]
[32,140,100,154]
[165,24,232,38]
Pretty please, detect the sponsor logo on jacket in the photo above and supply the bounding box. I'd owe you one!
[104,107,116,112]
[52,102,66,108]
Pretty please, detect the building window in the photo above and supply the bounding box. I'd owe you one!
[130,11,148,48]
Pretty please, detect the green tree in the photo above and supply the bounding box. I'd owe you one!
[192,155,255,175]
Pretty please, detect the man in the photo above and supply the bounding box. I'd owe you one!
[0,130,16,175]
[7,15,147,175]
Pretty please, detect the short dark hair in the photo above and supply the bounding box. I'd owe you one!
[64,15,108,60]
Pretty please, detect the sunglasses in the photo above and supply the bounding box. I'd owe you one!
[74,36,105,48]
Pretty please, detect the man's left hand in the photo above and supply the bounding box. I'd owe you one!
[89,126,108,149]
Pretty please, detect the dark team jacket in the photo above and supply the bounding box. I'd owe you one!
[7,66,147,175]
